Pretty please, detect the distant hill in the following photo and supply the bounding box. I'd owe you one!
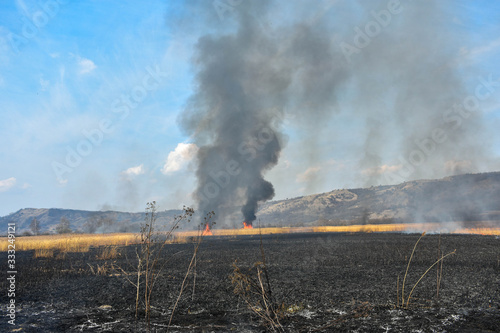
[256,171,500,227]
[2,171,500,234]
[0,208,183,234]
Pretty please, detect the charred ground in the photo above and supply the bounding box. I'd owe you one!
[1,232,499,332]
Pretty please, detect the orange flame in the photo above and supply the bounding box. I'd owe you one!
[202,223,213,236]
[243,221,253,229]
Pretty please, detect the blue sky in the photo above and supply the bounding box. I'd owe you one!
[1,0,499,217]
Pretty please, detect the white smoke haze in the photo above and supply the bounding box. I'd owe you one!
[296,167,321,183]
[362,164,402,177]
[444,160,476,175]
[172,0,500,225]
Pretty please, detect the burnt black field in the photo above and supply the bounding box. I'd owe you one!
[1,232,499,332]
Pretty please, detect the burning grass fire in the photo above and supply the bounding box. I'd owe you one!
[202,223,213,236]
[242,221,253,229]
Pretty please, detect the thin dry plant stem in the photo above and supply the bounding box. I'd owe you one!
[402,232,426,307]
[438,256,443,294]
[396,275,400,308]
[192,255,197,301]
[258,222,275,308]
[109,255,142,318]
[258,268,283,332]
[257,269,270,318]
[168,238,201,328]
[168,213,214,330]
[258,223,283,332]
[406,250,456,307]
[144,221,152,324]
[436,234,442,298]
[136,255,141,318]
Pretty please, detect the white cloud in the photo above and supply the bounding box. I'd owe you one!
[296,167,321,183]
[40,76,50,91]
[468,38,500,58]
[0,177,16,192]
[162,143,199,174]
[458,38,500,63]
[122,164,145,177]
[78,57,97,74]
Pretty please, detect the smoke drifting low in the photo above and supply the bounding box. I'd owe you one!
[176,0,498,225]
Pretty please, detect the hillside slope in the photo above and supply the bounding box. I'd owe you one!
[2,172,500,233]
[0,208,182,234]
[257,172,500,226]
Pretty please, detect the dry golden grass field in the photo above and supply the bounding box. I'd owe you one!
[2,223,498,255]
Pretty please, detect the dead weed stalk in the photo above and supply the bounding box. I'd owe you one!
[88,262,111,276]
[397,232,456,308]
[230,227,285,333]
[97,245,120,260]
[167,211,215,329]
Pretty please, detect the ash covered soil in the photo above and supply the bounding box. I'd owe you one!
[1,233,499,332]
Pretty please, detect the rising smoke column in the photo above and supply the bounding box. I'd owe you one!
[180,4,288,225]
[178,0,350,225]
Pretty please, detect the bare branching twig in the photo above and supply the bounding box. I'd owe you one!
[112,202,195,330]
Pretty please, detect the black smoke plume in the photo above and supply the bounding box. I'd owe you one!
[179,0,347,225]
[180,4,285,225]
[176,0,498,226]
